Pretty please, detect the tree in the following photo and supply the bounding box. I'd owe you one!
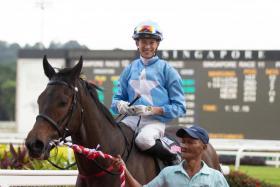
[48,41,62,49]
[0,40,89,120]
[0,64,16,120]
[32,42,45,49]
[62,40,88,49]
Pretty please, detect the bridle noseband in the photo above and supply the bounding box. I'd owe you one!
[36,80,82,141]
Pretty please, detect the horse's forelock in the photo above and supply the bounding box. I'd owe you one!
[51,68,80,85]
[56,68,76,79]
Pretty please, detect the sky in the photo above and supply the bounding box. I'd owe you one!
[1,0,280,50]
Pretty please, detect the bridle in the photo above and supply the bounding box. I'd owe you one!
[35,80,82,170]
[35,79,131,176]
[36,80,82,142]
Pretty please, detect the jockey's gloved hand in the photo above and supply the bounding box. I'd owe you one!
[129,105,154,116]
[117,100,131,115]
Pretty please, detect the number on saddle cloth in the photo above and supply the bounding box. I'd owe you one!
[160,136,181,154]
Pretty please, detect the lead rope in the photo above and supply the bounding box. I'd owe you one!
[64,142,125,187]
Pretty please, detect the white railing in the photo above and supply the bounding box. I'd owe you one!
[0,135,234,186]
[0,170,77,187]
[0,121,16,133]
[0,167,229,187]
[0,133,25,144]
[210,139,280,170]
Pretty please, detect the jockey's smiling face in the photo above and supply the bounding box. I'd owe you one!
[136,38,160,59]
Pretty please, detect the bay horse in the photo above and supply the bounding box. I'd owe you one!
[25,56,221,187]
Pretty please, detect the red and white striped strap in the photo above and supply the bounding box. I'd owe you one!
[65,143,125,187]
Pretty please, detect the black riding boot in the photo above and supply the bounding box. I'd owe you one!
[145,139,181,166]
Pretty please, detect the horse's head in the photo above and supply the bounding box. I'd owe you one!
[25,56,83,159]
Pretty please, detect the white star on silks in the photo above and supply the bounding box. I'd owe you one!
[129,69,159,105]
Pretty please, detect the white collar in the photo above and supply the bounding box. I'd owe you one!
[140,56,155,65]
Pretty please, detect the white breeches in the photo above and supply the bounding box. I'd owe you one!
[135,122,165,150]
[121,116,165,151]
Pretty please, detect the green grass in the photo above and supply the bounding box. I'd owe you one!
[230,165,280,186]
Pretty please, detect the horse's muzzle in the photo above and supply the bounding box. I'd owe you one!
[25,139,51,159]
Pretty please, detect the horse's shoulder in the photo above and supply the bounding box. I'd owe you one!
[117,123,134,137]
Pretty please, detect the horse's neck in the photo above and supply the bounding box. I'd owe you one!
[74,95,124,154]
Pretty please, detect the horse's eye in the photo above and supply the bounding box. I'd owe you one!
[58,100,68,107]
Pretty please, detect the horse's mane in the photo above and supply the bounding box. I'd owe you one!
[55,68,116,126]
[81,80,116,126]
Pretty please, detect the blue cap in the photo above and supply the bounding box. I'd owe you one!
[176,126,209,144]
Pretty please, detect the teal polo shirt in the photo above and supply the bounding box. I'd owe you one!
[144,161,229,187]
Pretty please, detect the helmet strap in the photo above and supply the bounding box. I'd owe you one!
[154,42,160,57]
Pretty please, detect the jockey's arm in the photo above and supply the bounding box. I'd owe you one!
[151,106,163,115]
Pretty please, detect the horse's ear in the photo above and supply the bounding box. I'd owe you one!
[43,55,56,80]
[70,56,83,79]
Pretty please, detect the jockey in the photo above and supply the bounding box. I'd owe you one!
[111,20,186,165]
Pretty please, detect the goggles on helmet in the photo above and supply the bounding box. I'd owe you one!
[132,21,163,41]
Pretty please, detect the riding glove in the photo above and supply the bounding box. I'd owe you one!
[117,100,137,115]
[129,105,154,116]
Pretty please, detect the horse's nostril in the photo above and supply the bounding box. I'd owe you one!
[34,140,44,151]
[26,140,45,155]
